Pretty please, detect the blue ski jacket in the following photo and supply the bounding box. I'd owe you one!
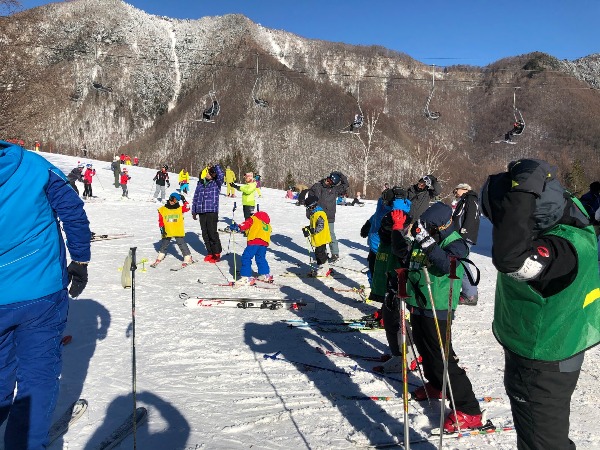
[0,141,91,304]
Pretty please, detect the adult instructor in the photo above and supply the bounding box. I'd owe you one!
[308,171,349,263]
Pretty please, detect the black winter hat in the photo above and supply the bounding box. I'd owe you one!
[420,202,453,234]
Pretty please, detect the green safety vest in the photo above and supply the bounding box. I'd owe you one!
[405,231,465,311]
[493,224,600,361]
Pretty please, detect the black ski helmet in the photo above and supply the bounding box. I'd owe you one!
[162,164,169,170]
[305,193,319,209]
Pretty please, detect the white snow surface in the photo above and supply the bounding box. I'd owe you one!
[18,152,600,449]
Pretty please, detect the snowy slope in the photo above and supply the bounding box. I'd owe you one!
[11,152,600,449]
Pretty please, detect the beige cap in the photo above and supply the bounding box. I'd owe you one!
[454,183,472,191]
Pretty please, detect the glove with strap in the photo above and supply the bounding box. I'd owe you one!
[68,261,88,298]
[302,226,311,237]
[410,219,436,251]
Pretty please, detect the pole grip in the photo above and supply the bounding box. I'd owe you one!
[395,268,409,298]
[449,256,459,280]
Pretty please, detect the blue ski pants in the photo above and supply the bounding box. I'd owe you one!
[0,290,69,450]
[240,245,270,277]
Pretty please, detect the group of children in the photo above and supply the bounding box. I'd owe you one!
[151,181,330,285]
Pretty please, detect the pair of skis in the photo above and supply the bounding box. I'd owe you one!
[180,292,315,310]
[47,399,147,449]
[91,233,132,242]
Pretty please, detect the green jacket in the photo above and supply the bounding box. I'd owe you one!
[371,240,399,299]
[493,224,600,361]
[406,231,465,311]
[240,181,257,206]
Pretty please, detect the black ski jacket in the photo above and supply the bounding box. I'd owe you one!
[452,190,480,245]
[308,172,349,223]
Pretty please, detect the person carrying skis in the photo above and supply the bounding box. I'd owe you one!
[153,165,170,203]
[302,193,332,277]
[225,166,237,197]
[192,164,224,263]
[388,201,483,432]
[229,210,273,286]
[451,183,480,305]
[230,172,258,220]
[151,192,194,268]
[308,171,349,263]
[178,168,190,194]
[120,167,131,199]
[82,163,96,199]
[67,163,85,195]
[0,140,91,449]
[481,158,600,450]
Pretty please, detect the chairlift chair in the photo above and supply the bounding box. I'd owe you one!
[491,88,526,144]
[424,65,441,120]
[252,54,269,107]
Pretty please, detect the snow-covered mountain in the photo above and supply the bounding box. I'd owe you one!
[4,151,597,449]
[1,0,599,195]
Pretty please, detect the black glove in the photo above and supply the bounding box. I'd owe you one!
[426,174,437,183]
[302,226,311,237]
[360,220,371,238]
[230,183,240,190]
[192,213,197,220]
[68,261,88,298]
[160,226,166,237]
[166,181,170,188]
[180,195,186,203]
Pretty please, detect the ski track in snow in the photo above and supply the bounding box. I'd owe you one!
[10,151,598,450]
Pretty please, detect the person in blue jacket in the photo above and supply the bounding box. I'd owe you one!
[0,141,91,449]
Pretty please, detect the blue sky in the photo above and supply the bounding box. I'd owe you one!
[18,0,600,66]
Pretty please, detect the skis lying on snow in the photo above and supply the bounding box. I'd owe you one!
[91,233,132,242]
[280,270,343,279]
[315,346,389,362]
[95,407,148,450]
[180,293,314,310]
[48,399,88,445]
[197,280,279,290]
[284,318,383,333]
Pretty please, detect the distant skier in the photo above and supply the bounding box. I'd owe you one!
[153,165,170,203]
[82,163,96,199]
[67,163,85,195]
[120,167,131,199]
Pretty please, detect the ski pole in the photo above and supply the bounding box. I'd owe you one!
[395,268,411,450]
[94,169,104,191]
[232,202,237,281]
[304,235,314,268]
[422,266,459,449]
[129,247,139,450]
[439,257,460,439]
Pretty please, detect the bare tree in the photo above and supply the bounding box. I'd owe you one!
[351,110,383,196]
